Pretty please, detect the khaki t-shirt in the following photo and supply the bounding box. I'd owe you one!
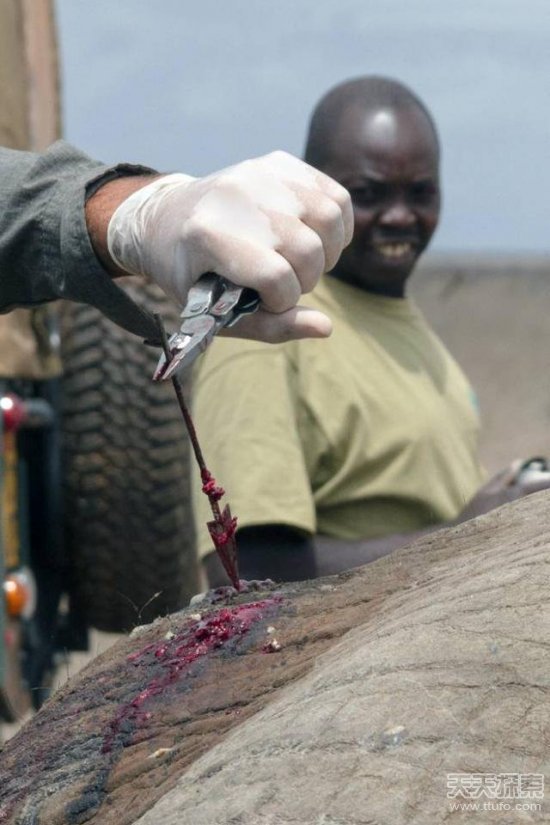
[192,276,486,559]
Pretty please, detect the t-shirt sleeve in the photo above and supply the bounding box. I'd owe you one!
[191,339,316,559]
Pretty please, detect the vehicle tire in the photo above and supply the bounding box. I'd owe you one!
[60,282,200,633]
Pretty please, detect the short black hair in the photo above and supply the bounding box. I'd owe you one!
[304,75,439,170]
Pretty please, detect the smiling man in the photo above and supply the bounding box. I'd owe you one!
[193,76,488,585]
[306,79,440,298]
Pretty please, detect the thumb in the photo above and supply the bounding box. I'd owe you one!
[221,305,333,344]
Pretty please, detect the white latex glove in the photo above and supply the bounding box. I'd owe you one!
[107,151,353,342]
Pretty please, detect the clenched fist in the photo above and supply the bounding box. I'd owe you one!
[107,151,353,342]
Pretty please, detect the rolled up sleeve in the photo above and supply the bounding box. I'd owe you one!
[0,140,160,339]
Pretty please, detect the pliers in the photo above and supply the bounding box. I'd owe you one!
[153,273,260,381]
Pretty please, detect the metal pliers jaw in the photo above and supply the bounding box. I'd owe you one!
[153,274,260,381]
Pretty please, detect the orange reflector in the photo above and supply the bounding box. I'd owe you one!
[4,575,29,618]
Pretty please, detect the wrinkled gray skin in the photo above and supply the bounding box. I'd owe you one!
[137,493,550,825]
[2,492,549,825]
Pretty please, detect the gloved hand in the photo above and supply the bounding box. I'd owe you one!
[107,151,353,342]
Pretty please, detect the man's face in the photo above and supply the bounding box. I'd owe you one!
[321,104,440,296]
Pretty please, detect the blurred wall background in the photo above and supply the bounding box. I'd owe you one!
[54,1,550,469]
[55,0,550,253]
[412,257,550,472]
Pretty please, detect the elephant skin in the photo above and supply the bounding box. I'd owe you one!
[0,492,549,824]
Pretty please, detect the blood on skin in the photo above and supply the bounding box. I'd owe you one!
[102,598,282,754]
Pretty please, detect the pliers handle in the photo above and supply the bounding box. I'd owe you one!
[153,274,259,381]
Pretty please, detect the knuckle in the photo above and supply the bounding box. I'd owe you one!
[329,177,351,203]
[304,231,325,261]
[323,198,343,224]
[294,236,324,285]
[263,150,301,179]
[189,216,223,249]
[214,174,241,195]
[267,149,291,163]
[337,185,353,212]
[262,263,300,308]
[265,255,294,283]
[314,198,342,234]
[317,172,353,212]
[183,213,208,242]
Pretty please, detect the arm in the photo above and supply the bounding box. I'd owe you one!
[204,525,318,586]
[206,463,550,586]
[0,141,161,338]
[103,151,353,343]
[453,461,550,522]
[84,172,161,278]
[204,523,431,586]
[0,142,353,343]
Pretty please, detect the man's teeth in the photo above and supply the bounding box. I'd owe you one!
[377,242,412,259]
